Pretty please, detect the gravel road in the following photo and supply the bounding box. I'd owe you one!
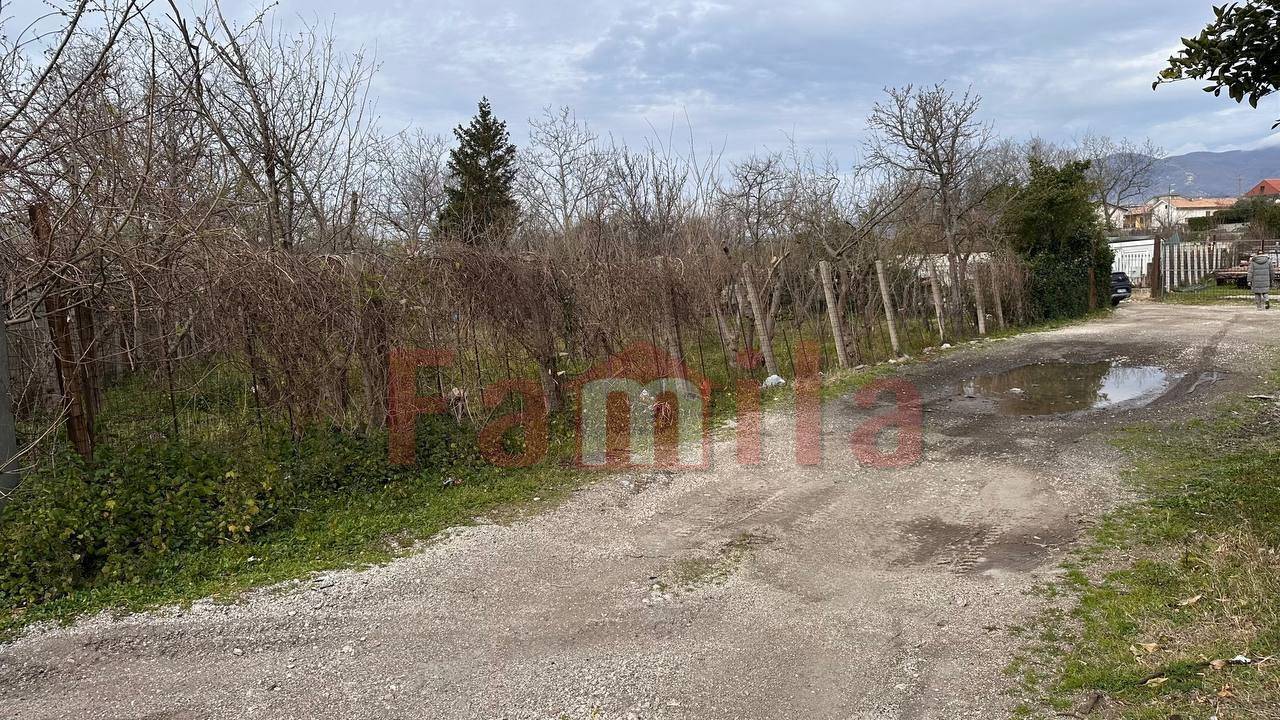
[2,302,1277,720]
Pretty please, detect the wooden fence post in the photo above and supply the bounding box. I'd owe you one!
[818,261,849,368]
[1157,235,1167,297]
[0,281,18,501]
[990,266,1006,330]
[874,260,902,357]
[928,266,947,342]
[659,257,687,373]
[973,266,988,335]
[741,262,779,376]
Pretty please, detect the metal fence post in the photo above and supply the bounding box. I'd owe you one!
[0,282,19,500]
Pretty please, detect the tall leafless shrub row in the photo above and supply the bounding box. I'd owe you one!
[0,2,1137,472]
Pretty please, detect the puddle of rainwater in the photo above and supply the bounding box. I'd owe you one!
[960,361,1174,415]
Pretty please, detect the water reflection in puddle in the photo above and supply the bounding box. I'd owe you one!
[961,361,1175,415]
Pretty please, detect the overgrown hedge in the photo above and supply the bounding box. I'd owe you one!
[1005,158,1115,321]
[1026,238,1115,321]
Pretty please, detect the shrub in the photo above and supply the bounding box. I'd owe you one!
[0,443,292,604]
[1004,159,1113,320]
[0,410,493,606]
[1027,251,1090,320]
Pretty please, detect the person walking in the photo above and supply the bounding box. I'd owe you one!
[1249,252,1273,310]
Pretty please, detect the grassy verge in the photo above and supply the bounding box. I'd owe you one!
[0,460,582,640]
[1013,378,1280,719]
[0,309,1108,642]
[1159,284,1259,305]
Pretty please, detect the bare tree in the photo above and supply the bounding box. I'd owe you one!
[865,84,1000,315]
[519,106,608,236]
[1076,134,1162,231]
[374,129,448,248]
[166,3,378,250]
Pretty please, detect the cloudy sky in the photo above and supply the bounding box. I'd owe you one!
[25,0,1280,160]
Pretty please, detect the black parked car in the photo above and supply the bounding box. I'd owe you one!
[1110,271,1133,306]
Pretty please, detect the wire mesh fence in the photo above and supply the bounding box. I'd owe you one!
[1156,238,1280,305]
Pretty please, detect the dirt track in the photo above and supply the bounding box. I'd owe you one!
[2,302,1278,720]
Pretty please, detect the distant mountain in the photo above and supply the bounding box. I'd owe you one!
[1146,147,1280,198]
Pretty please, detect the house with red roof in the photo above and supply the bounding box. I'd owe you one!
[1244,179,1280,198]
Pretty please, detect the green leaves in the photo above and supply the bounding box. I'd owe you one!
[0,439,283,604]
[1003,159,1110,320]
[1156,1,1280,127]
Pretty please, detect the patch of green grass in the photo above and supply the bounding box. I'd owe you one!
[669,556,726,588]
[0,309,1108,641]
[1016,375,1280,718]
[1159,283,1258,305]
[0,455,583,640]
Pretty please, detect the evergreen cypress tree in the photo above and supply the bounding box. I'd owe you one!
[438,97,519,244]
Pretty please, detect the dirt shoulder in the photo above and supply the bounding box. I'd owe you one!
[2,303,1277,720]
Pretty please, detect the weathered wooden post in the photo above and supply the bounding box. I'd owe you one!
[741,262,779,376]
[818,261,849,368]
[990,267,1006,330]
[1152,237,1164,298]
[973,267,988,335]
[0,281,18,501]
[874,260,902,357]
[928,266,947,342]
[658,257,687,372]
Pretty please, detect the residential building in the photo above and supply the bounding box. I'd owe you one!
[1097,204,1129,229]
[1147,195,1237,229]
[1244,179,1280,198]
[1124,205,1152,231]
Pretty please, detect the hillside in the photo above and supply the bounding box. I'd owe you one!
[1148,146,1280,198]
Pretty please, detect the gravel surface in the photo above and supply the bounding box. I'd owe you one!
[2,302,1277,720]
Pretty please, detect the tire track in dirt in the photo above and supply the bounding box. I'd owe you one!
[4,304,1279,720]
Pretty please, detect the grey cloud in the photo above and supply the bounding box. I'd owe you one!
[231,0,1280,156]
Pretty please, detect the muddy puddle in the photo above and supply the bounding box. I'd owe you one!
[960,361,1175,415]
[897,516,1076,574]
